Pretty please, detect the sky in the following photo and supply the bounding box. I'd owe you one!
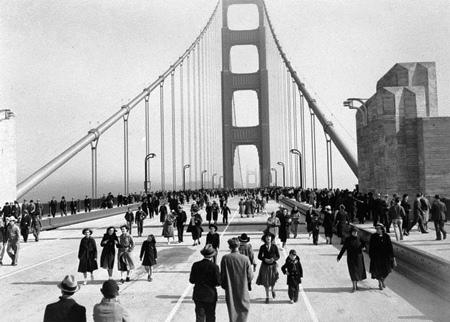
[1,0,449,200]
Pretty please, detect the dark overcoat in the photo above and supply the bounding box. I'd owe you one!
[78,236,98,273]
[140,240,157,266]
[100,233,118,269]
[369,232,393,279]
[337,235,366,281]
[43,297,86,322]
[190,258,220,303]
[281,255,303,285]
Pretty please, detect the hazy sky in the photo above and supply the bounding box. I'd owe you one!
[1,0,449,200]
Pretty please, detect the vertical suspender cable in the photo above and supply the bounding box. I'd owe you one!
[122,109,129,195]
[300,93,306,188]
[145,94,150,190]
[197,40,203,185]
[187,55,192,189]
[193,46,198,189]
[160,81,165,191]
[292,80,299,186]
[287,70,293,187]
[180,63,185,185]
[310,109,317,188]
[171,70,176,190]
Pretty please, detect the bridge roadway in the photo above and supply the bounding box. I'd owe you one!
[0,198,448,322]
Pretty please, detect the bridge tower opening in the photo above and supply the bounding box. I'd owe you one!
[222,0,270,189]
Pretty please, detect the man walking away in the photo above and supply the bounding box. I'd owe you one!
[43,275,86,322]
[430,195,447,240]
[176,205,187,243]
[408,193,428,234]
[189,244,221,322]
[220,238,254,322]
[93,280,131,322]
[124,208,134,235]
[388,197,405,241]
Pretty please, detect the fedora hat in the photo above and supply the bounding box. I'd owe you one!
[261,232,276,242]
[227,237,240,249]
[57,275,80,293]
[200,244,217,258]
[238,233,250,243]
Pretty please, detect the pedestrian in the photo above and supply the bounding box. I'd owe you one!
[70,198,77,215]
[135,206,146,237]
[334,204,350,244]
[140,234,157,282]
[420,194,431,230]
[189,244,221,322]
[220,238,254,322]
[30,207,42,242]
[238,233,256,272]
[430,195,447,240]
[0,219,7,265]
[78,228,98,285]
[118,225,135,283]
[388,197,405,241]
[322,205,334,244]
[43,275,86,322]
[162,210,175,244]
[206,224,220,264]
[100,227,119,280]
[93,279,131,322]
[49,197,57,217]
[84,196,91,213]
[124,208,134,235]
[337,226,367,292]
[290,206,301,238]
[187,209,203,246]
[256,232,280,303]
[159,203,168,223]
[206,201,213,224]
[277,208,290,248]
[266,211,280,239]
[311,210,322,245]
[6,217,20,266]
[19,209,31,242]
[369,223,395,290]
[176,205,187,243]
[401,194,411,236]
[60,196,67,216]
[222,201,231,224]
[407,193,428,234]
[239,199,245,218]
[281,249,303,304]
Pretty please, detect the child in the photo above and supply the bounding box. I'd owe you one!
[281,249,303,303]
[140,234,157,281]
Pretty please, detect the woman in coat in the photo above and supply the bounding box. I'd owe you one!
[277,208,291,248]
[162,211,175,244]
[100,226,118,279]
[369,223,395,290]
[322,205,334,244]
[281,249,303,303]
[290,206,301,238]
[118,225,135,283]
[256,232,280,303]
[334,204,350,244]
[187,211,203,246]
[140,234,157,281]
[337,226,366,292]
[266,211,280,239]
[78,228,98,285]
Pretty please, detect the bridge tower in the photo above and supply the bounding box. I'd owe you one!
[221,0,271,189]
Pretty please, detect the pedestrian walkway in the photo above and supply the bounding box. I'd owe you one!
[0,197,448,321]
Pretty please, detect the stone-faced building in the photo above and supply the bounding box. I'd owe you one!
[357,62,450,198]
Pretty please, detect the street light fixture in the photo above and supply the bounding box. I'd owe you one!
[201,170,208,190]
[144,153,156,193]
[270,167,278,187]
[211,173,218,189]
[276,161,286,187]
[343,98,369,126]
[183,164,191,191]
[290,148,303,188]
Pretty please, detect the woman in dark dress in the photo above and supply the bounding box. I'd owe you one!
[78,228,98,285]
[337,226,366,292]
[334,204,350,244]
[277,208,291,248]
[256,232,280,303]
[322,205,334,244]
[140,234,157,281]
[100,226,118,279]
[369,223,395,290]
[187,211,203,246]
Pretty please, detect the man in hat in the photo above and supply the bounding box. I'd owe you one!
[238,233,256,271]
[6,217,20,265]
[189,244,221,322]
[43,275,86,322]
[430,195,447,240]
[220,237,254,322]
[175,205,187,243]
[205,224,220,263]
[93,280,131,321]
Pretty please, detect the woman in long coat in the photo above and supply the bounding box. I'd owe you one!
[337,226,366,292]
[322,205,334,244]
[256,232,280,303]
[100,226,118,279]
[162,211,175,244]
[369,223,394,290]
[334,204,350,244]
[78,228,98,285]
[277,208,291,248]
[266,212,280,239]
[140,234,157,281]
[118,225,135,283]
[187,211,203,246]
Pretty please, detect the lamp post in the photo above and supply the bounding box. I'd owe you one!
[183,164,191,191]
[343,98,369,126]
[290,148,302,188]
[277,161,286,187]
[144,153,156,193]
[212,173,217,189]
[201,170,207,190]
[270,167,278,186]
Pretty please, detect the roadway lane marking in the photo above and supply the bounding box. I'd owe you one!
[164,207,239,322]
[279,233,319,322]
[0,251,76,280]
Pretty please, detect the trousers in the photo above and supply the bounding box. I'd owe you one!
[288,282,299,302]
[7,241,20,265]
[194,300,216,322]
[434,220,447,240]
